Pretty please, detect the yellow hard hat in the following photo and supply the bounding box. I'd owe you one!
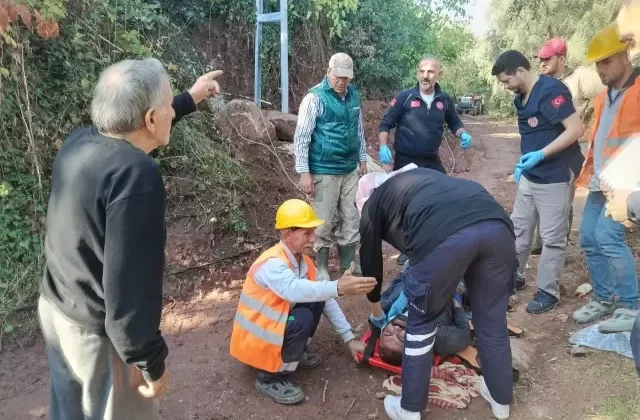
[275,199,324,230]
[586,23,628,63]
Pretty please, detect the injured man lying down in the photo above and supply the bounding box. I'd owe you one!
[378,267,471,366]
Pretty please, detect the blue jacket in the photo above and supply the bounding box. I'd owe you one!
[379,83,463,158]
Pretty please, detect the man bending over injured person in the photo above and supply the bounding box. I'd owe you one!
[377,273,471,365]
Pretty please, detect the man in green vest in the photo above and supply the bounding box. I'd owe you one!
[294,53,368,281]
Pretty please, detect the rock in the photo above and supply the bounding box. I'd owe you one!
[263,110,297,141]
[375,392,387,399]
[570,346,593,357]
[556,313,569,322]
[218,100,276,144]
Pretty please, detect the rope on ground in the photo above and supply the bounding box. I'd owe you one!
[443,133,456,175]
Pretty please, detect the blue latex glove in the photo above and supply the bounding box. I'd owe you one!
[516,150,545,170]
[387,292,408,321]
[454,292,463,304]
[513,166,523,183]
[369,312,387,329]
[379,144,393,164]
[460,132,472,149]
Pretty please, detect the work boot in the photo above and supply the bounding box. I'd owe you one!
[338,244,361,275]
[526,290,559,314]
[316,247,330,281]
[480,376,510,419]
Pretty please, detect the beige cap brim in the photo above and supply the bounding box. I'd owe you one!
[331,67,353,79]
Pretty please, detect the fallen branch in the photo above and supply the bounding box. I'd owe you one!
[322,379,329,403]
[344,398,356,417]
[164,243,271,277]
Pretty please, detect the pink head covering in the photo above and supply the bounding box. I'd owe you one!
[356,163,418,215]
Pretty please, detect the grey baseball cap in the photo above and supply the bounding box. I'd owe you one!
[329,53,354,79]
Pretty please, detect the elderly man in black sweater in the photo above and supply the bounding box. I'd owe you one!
[359,168,516,420]
[38,58,222,420]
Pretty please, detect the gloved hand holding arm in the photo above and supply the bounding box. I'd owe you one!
[379,144,393,164]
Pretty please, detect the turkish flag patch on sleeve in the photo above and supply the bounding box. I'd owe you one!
[551,95,566,108]
[390,98,397,107]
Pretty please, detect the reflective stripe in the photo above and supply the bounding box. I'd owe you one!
[234,313,283,345]
[239,294,288,326]
[279,361,299,372]
[406,328,437,342]
[405,341,435,356]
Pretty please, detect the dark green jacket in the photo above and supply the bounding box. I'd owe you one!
[308,77,361,175]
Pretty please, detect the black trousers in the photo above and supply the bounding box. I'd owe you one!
[400,220,515,412]
[393,152,446,174]
[257,301,325,382]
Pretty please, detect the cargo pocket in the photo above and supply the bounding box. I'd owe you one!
[403,268,429,314]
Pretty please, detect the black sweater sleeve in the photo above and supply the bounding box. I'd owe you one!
[360,202,385,302]
[172,91,197,126]
[103,185,168,381]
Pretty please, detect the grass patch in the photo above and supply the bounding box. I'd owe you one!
[588,394,640,420]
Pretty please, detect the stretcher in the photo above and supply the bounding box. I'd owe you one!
[356,323,525,374]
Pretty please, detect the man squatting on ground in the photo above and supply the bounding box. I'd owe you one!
[294,53,368,280]
[529,37,606,255]
[229,199,376,405]
[492,50,585,315]
[377,55,473,266]
[358,167,516,420]
[39,59,223,419]
[614,0,640,377]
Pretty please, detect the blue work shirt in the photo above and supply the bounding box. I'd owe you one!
[379,83,464,158]
[515,75,584,184]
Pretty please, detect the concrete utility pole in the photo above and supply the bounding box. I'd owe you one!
[254,0,289,113]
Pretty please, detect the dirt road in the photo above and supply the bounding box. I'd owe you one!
[1,116,638,420]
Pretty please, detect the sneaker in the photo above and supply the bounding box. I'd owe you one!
[255,378,305,405]
[516,273,526,291]
[480,376,510,419]
[598,308,639,333]
[526,290,559,314]
[383,395,421,420]
[573,299,616,324]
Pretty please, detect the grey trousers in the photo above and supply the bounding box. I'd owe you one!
[311,169,360,250]
[511,175,574,298]
[38,297,155,420]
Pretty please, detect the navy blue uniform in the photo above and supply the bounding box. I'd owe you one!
[380,83,464,173]
[515,75,584,183]
[360,169,516,412]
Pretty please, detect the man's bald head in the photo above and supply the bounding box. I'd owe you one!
[416,55,442,94]
[417,55,441,70]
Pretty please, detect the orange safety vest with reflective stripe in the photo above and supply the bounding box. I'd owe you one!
[229,243,317,373]
[576,75,640,188]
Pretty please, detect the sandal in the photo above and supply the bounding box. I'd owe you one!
[299,352,322,369]
[572,299,616,324]
[597,308,639,334]
[255,378,306,405]
[508,324,525,338]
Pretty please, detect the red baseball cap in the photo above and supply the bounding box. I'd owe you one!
[535,37,568,59]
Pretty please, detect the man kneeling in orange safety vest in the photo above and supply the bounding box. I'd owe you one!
[230,199,377,405]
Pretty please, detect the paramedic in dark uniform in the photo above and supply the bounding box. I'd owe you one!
[359,168,516,420]
[377,55,473,265]
[491,50,585,315]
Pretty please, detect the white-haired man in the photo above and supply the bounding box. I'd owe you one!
[38,58,222,419]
